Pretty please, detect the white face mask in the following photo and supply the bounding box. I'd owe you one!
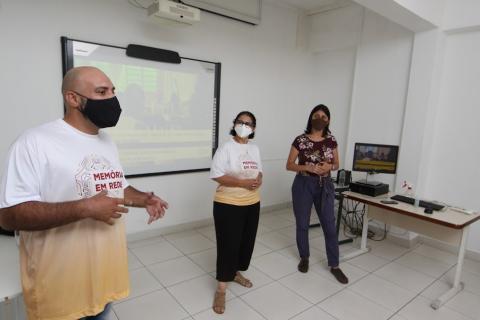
[234,124,253,138]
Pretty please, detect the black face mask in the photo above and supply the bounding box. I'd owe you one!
[76,93,122,128]
[311,118,328,131]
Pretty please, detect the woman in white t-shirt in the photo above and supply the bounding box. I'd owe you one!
[209,111,263,314]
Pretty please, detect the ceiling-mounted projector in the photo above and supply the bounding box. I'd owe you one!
[147,0,201,25]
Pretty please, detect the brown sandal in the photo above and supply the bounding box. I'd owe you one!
[212,291,226,314]
[234,273,253,288]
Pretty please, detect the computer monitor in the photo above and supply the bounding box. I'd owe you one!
[352,143,399,174]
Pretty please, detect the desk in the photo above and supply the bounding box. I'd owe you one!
[341,191,480,309]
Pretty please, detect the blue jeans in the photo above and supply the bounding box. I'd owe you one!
[291,174,339,267]
[79,303,112,320]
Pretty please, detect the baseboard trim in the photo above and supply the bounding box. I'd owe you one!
[260,202,292,214]
[367,223,480,262]
[418,235,480,262]
[127,201,293,242]
[386,232,420,249]
[126,218,213,242]
[367,223,419,248]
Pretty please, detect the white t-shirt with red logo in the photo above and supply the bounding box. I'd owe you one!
[0,119,130,320]
[210,137,262,206]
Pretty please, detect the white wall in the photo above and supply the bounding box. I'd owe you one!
[345,9,413,185]
[312,48,357,168]
[307,4,363,168]
[396,29,446,195]
[422,30,480,253]
[2,0,478,255]
[393,0,445,27]
[387,0,480,254]
[443,0,480,32]
[0,0,316,236]
[309,5,420,244]
[309,4,364,53]
[353,0,437,31]
[308,5,413,182]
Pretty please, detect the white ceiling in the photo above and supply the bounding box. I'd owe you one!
[269,0,349,11]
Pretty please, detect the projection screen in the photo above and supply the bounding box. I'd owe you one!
[61,37,220,177]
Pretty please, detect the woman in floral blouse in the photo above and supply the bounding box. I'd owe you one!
[286,104,348,284]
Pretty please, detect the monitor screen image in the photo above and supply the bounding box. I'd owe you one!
[352,143,399,174]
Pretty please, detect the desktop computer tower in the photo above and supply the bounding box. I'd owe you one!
[349,181,389,197]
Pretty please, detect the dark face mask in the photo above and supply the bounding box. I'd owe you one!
[76,93,122,128]
[311,118,328,131]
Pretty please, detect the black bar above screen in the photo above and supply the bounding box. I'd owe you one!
[126,44,181,64]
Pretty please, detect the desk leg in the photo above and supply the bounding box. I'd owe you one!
[335,194,344,234]
[340,204,370,261]
[336,194,354,245]
[431,226,469,310]
[359,208,369,251]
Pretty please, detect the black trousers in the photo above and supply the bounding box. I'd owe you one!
[213,201,260,282]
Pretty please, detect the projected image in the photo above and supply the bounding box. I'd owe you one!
[66,39,219,176]
[352,143,399,174]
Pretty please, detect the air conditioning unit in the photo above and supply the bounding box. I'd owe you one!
[147,0,201,25]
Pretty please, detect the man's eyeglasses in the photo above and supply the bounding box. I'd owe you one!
[234,120,254,127]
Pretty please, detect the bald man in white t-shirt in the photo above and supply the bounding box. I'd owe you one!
[0,66,168,320]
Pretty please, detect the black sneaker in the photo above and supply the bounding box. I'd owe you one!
[298,258,309,273]
[330,267,348,284]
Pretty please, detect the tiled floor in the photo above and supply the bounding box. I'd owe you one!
[8,206,478,320]
[107,207,480,320]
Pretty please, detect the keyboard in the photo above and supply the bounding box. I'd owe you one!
[390,195,445,211]
[390,194,415,205]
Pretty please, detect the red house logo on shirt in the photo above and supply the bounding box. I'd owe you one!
[75,155,124,199]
